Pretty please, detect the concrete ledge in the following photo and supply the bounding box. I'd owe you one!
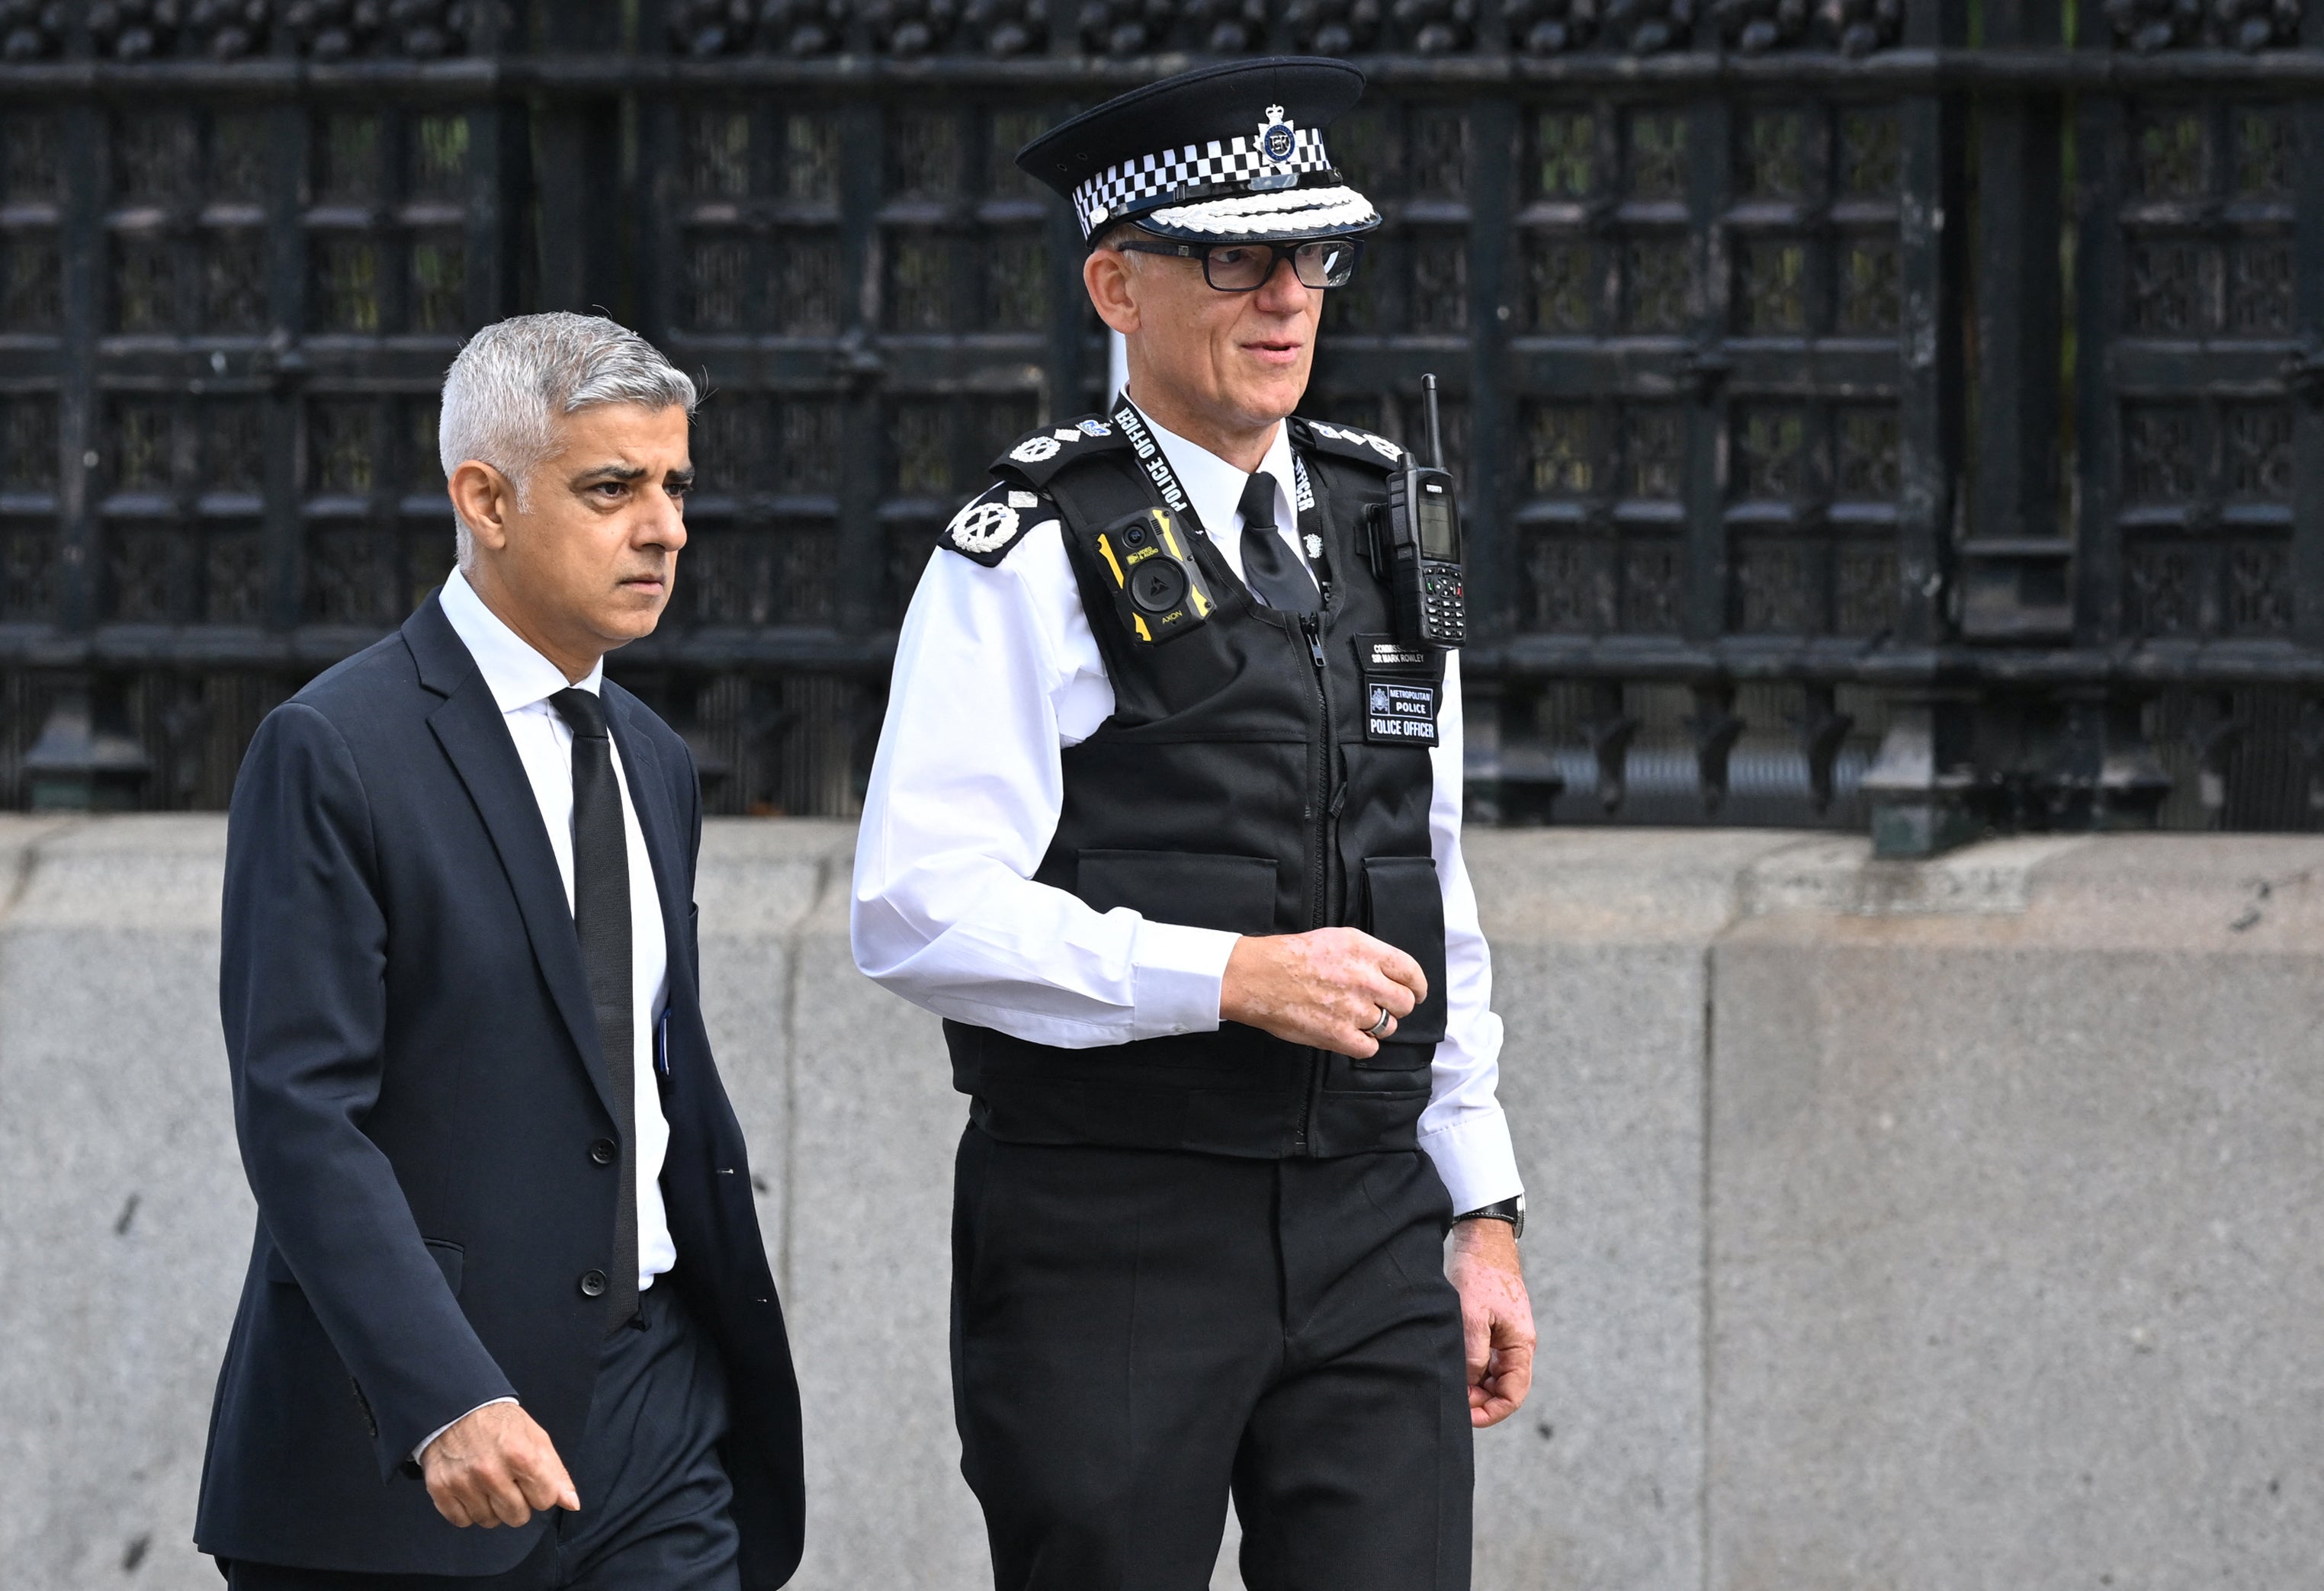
[4,820,2322,1589]
[694,820,855,1282]
[1710,834,2324,1590]
[0,817,239,1591]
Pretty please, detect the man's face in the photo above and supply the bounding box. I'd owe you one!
[1105,244,1325,431]
[491,402,692,661]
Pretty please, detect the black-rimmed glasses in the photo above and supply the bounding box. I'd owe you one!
[1115,238,1363,291]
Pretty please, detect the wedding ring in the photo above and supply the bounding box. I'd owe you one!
[1367,1006,1393,1038]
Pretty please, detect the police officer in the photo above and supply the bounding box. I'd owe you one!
[852,57,1531,1591]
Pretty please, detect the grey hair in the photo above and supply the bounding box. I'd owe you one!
[1092,220,1156,260]
[438,312,698,570]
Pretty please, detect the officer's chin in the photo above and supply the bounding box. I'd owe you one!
[1229,364,1312,422]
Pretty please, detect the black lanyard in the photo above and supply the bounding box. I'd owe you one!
[1109,396,1205,532]
[1108,397,1331,596]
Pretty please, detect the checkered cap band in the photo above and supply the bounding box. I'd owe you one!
[1073,126,1337,236]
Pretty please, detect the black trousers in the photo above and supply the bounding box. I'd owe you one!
[951,1124,1474,1591]
[224,1283,738,1591]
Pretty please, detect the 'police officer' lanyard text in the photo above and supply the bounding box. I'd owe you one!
[1111,397,1318,553]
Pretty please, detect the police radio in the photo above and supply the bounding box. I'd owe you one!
[1372,374,1467,647]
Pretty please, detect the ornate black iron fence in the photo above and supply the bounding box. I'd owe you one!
[1,0,2320,847]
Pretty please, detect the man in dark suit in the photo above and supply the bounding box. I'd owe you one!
[195,312,803,1589]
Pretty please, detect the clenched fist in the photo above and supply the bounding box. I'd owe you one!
[1448,1217,1535,1428]
[1220,926,1427,1058]
[420,1402,580,1529]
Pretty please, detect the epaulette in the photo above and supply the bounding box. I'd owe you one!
[1291,415,1407,470]
[938,480,1060,567]
[988,414,1132,488]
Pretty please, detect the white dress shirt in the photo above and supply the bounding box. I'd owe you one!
[852,400,1520,1214]
[419,569,676,1459]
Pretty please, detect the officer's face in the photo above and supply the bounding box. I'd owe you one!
[1090,243,1324,436]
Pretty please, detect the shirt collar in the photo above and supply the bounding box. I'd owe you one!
[1128,400,1297,539]
[438,566,603,715]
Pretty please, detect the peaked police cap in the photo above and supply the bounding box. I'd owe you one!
[1015,57,1381,249]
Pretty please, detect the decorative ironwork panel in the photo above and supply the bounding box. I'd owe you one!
[647,90,870,811]
[1505,96,1905,653]
[0,7,2320,838]
[1306,94,1481,468]
[300,393,457,627]
[5,99,62,627]
[1517,399,1688,634]
[642,84,1061,812]
[302,110,482,339]
[2080,95,2305,655]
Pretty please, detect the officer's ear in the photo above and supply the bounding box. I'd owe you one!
[1085,245,1142,336]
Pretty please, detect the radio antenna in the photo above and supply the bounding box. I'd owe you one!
[1420,374,1446,470]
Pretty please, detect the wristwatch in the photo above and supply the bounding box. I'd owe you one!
[1454,1194,1524,1240]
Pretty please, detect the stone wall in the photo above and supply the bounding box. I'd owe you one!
[2,818,2319,1589]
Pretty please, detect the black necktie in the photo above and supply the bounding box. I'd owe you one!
[1237,470,1318,617]
[549,687,637,1333]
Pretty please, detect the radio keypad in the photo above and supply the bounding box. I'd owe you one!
[1420,566,1465,640]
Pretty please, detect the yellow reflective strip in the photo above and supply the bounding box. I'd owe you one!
[1192,585,1212,617]
[1132,613,1151,641]
[1160,518,1187,560]
[1096,534,1125,586]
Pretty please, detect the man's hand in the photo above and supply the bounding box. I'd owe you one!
[1447,1217,1535,1429]
[420,1403,580,1529]
[1221,928,1426,1059]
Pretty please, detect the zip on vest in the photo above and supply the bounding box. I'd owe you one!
[1109,394,1343,1156]
[1298,611,1332,1156]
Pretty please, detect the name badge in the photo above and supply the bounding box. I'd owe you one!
[1366,640,1430,669]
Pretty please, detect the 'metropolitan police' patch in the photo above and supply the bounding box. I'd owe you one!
[1365,681,1440,746]
[941,482,1051,566]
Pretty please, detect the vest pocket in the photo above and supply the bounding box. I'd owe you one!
[1077,849,1279,935]
[1361,856,1449,1051]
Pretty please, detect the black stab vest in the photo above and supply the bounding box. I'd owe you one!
[942,414,1451,1160]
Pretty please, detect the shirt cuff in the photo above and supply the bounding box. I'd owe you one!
[1128,919,1240,1040]
[412,1397,519,1466]
[1420,1108,1523,1217]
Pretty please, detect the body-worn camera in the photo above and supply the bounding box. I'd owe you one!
[1369,374,1466,648]
[1090,506,1215,643]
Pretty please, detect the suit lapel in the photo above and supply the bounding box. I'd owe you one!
[404,598,621,1124]
[603,691,693,1002]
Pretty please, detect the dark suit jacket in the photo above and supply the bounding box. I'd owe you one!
[194,595,804,1585]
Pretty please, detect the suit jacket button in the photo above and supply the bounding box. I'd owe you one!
[590,1138,617,1166]
[579,1270,608,1298]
